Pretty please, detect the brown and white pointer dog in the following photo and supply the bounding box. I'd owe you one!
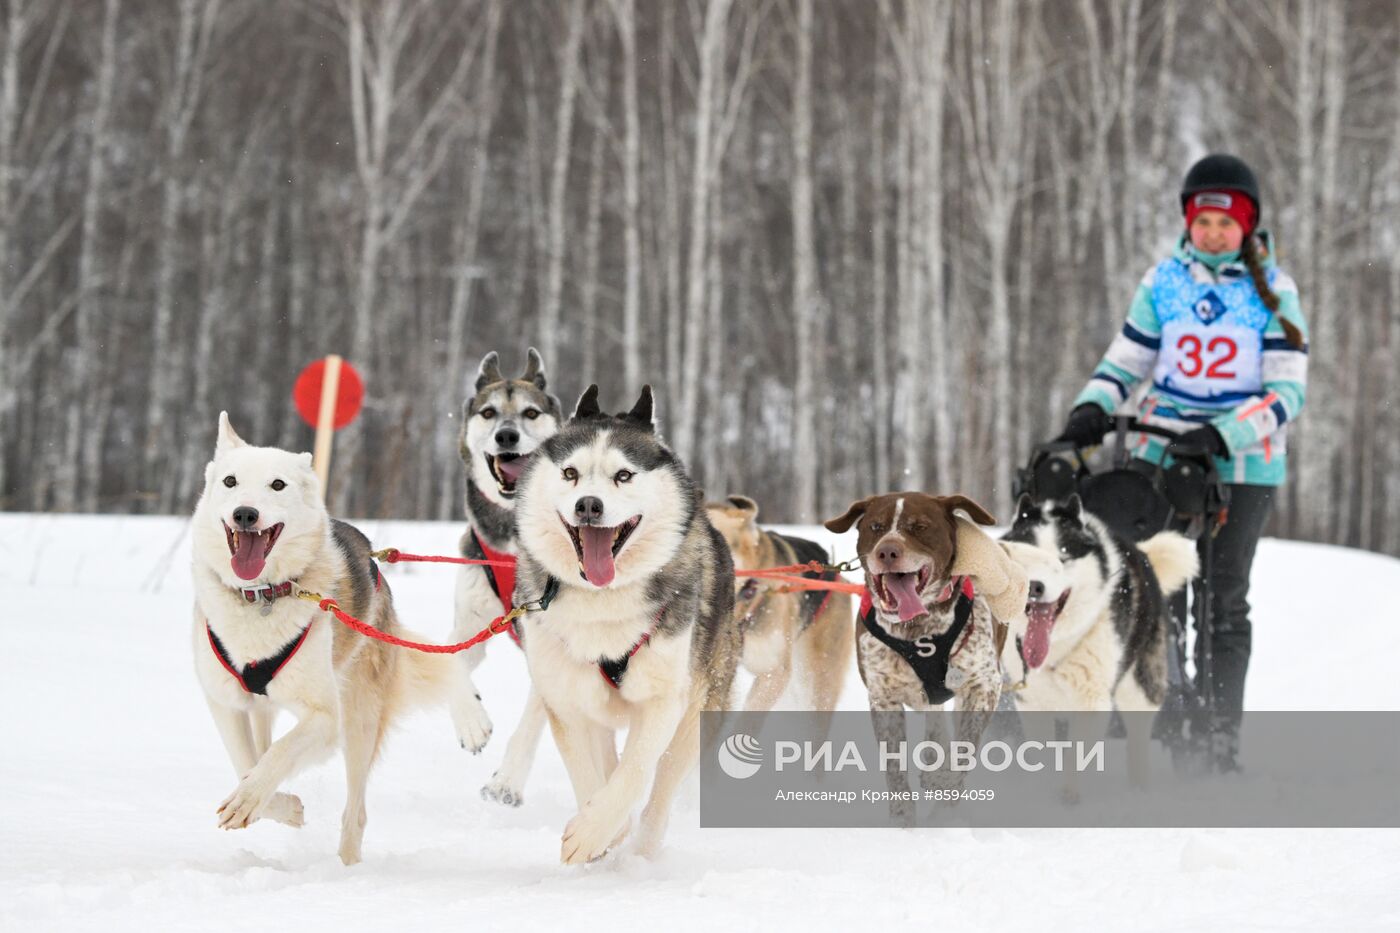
[825,493,1009,816]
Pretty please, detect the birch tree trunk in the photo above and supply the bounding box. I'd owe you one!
[436,0,501,520]
[147,0,221,503]
[675,0,733,463]
[610,0,643,392]
[789,0,818,521]
[539,0,585,368]
[869,29,892,491]
[60,0,119,512]
[338,0,478,511]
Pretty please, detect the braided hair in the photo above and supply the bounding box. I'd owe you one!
[1241,233,1306,349]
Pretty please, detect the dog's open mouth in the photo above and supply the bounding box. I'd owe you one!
[561,514,641,588]
[485,452,530,496]
[871,566,934,623]
[1021,588,1072,669]
[223,521,284,582]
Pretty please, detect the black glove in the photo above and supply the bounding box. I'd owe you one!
[1168,425,1230,461]
[1054,404,1112,448]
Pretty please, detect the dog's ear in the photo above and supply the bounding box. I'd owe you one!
[1060,493,1083,523]
[726,494,759,518]
[939,494,996,526]
[216,411,247,454]
[301,453,324,499]
[521,347,547,389]
[574,384,602,419]
[1015,493,1037,522]
[474,351,503,391]
[824,497,871,534]
[624,385,655,430]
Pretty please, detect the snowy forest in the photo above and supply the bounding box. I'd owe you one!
[1,0,1397,555]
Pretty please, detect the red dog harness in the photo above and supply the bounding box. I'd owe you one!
[471,529,522,647]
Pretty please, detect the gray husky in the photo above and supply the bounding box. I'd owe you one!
[511,385,742,863]
[450,348,563,808]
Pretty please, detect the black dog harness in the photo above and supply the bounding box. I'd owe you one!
[207,622,313,696]
[858,582,977,706]
[597,627,655,689]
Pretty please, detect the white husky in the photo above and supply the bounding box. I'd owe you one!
[191,413,452,864]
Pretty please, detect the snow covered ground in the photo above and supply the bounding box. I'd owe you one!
[3,512,1398,932]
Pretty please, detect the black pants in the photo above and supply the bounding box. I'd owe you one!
[1171,482,1275,734]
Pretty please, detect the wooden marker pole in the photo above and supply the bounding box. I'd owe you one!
[312,354,343,497]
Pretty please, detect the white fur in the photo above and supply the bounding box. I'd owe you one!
[514,431,689,591]
[1138,531,1199,597]
[192,413,453,864]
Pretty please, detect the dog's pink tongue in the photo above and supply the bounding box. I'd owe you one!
[886,573,926,622]
[579,526,616,587]
[1022,603,1056,668]
[231,530,266,581]
[496,455,528,484]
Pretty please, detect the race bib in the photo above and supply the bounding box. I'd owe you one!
[1154,320,1262,403]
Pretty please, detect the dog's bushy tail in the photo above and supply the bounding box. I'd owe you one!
[1138,532,1199,596]
[391,628,455,710]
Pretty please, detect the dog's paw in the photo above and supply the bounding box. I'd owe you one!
[217,778,271,830]
[561,805,627,865]
[338,838,362,866]
[481,775,524,808]
[262,792,305,827]
[450,691,493,754]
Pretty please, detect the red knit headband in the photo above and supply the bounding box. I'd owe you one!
[1185,190,1257,237]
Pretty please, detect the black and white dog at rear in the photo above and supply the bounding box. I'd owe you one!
[510,385,742,864]
[450,349,563,809]
[1000,493,1197,795]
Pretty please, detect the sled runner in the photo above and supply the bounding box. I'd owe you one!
[1014,416,1233,774]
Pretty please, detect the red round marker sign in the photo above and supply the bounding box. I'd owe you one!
[293,358,364,430]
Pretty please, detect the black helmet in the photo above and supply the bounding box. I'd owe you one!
[1180,153,1261,218]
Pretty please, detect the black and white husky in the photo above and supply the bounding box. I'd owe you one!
[450,349,563,808]
[1000,494,1197,785]
[511,385,742,863]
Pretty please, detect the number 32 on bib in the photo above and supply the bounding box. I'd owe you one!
[1156,323,1262,400]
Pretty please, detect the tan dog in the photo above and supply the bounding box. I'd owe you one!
[825,493,1025,812]
[706,495,853,713]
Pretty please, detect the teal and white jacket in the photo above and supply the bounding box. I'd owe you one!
[1073,232,1309,487]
